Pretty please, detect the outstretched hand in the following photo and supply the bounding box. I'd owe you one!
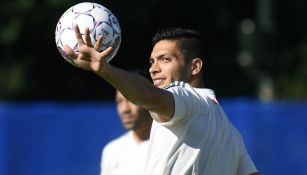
[63,25,113,73]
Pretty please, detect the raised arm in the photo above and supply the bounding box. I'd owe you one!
[63,25,174,122]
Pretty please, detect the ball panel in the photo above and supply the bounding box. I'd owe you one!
[72,2,94,13]
[59,11,75,30]
[60,29,78,49]
[90,6,110,22]
[73,15,95,34]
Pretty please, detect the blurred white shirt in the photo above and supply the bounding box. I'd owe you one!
[101,131,149,175]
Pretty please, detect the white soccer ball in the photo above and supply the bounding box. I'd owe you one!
[55,2,121,65]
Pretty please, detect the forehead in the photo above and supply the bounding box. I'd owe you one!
[151,40,180,58]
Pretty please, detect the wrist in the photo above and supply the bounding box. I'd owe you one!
[97,61,110,78]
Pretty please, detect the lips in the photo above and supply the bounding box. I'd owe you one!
[153,78,165,87]
[121,115,133,124]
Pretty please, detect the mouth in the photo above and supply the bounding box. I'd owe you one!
[121,115,133,124]
[153,78,166,87]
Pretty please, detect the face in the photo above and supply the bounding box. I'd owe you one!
[149,40,190,88]
[115,91,150,130]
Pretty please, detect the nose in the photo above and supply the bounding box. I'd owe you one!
[120,100,131,114]
[149,60,160,77]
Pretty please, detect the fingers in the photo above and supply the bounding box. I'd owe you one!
[63,44,78,59]
[69,25,112,69]
[73,24,85,46]
[63,44,90,69]
[99,46,113,58]
[94,34,103,51]
[84,27,93,47]
[73,24,104,52]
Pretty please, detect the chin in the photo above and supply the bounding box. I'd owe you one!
[162,83,172,88]
[124,125,134,130]
[156,85,164,88]
[157,82,169,88]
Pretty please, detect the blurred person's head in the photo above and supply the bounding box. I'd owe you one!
[115,91,151,130]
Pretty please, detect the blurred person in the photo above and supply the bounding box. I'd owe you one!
[65,26,259,175]
[100,70,152,175]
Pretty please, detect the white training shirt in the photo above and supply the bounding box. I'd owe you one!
[146,81,257,175]
[101,131,149,175]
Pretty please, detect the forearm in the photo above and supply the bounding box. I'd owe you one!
[96,63,174,120]
[99,63,155,107]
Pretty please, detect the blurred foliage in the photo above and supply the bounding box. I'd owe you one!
[0,0,306,101]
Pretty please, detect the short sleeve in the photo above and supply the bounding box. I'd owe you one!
[162,82,209,126]
[149,85,189,126]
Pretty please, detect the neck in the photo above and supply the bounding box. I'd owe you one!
[132,121,152,144]
[189,76,205,88]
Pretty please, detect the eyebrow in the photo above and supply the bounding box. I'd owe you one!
[150,53,172,60]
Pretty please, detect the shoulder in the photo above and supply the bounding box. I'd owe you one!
[164,81,218,112]
[165,81,216,96]
[164,81,205,100]
[164,81,194,96]
[103,132,132,153]
[166,81,218,100]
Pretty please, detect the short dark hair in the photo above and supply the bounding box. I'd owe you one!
[152,28,205,63]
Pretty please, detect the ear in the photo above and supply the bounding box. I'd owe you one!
[190,58,203,75]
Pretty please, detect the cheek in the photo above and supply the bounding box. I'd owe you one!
[130,106,140,115]
[172,65,188,81]
[116,105,120,112]
[164,64,179,78]
[117,104,126,114]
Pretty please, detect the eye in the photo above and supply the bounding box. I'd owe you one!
[115,97,123,104]
[162,57,171,62]
[149,58,154,66]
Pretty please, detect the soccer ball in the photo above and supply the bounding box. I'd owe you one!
[55,2,121,65]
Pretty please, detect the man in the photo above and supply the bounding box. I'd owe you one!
[100,70,152,175]
[64,26,259,175]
